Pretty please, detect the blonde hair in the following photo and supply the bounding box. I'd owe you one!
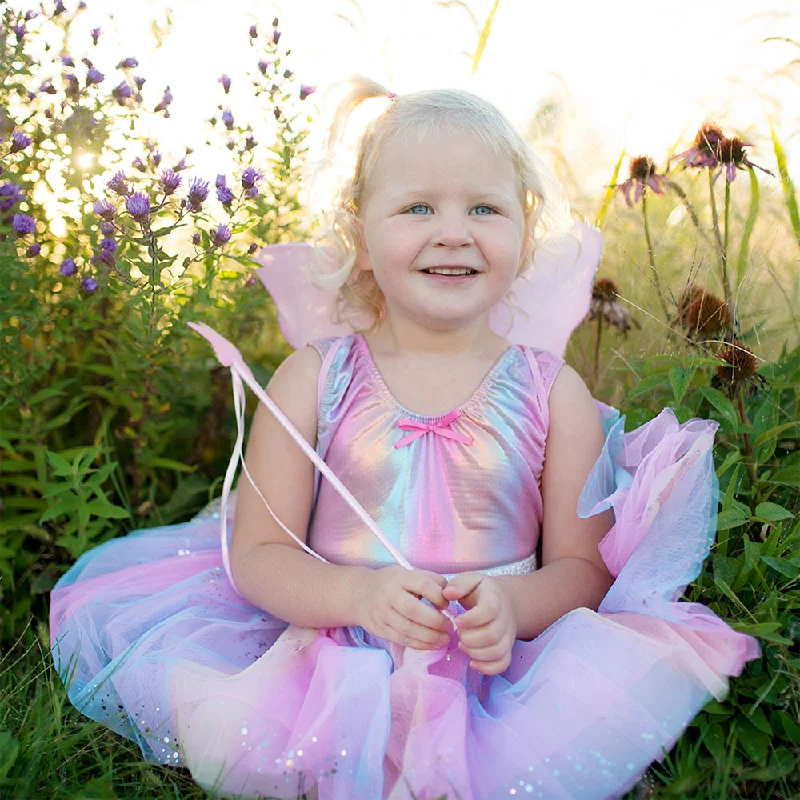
[308,76,572,333]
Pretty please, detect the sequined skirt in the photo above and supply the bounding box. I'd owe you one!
[49,407,759,800]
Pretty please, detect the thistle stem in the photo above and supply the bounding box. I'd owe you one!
[640,192,671,320]
[736,386,759,487]
[708,170,735,325]
[723,178,736,327]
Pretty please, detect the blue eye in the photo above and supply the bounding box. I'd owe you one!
[406,204,431,214]
[473,204,497,215]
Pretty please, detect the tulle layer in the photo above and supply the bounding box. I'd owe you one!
[50,407,760,800]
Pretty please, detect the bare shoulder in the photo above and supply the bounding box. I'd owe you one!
[548,363,597,421]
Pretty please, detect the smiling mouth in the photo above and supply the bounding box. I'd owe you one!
[419,268,479,275]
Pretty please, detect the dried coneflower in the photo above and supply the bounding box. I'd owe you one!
[677,286,731,336]
[589,278,640,335]
[614,156,666,207]
[673,123,724,169]
[714,137,773,184]
[713,339,765,395]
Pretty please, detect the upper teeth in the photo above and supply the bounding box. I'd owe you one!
[426,268,475,275]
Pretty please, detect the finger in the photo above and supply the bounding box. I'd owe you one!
[386,606,451,647]
[458,639,508,664]
[457,622,503,650]
[442,573,483,601]
[454,601,498,630]
[393,594,453,635]
[405,572,449,610]
[468,654,512,676]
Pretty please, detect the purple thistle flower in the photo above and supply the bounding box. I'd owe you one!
[186,177,210,212]
[152,152,162,167]
[192,232,201,245]
[272,17,279,27]
[273,29,281,44]
[713,137,774,184]
[117,57,138,69]
[60,54,74,66]
[107,170,131,196]
[247,242,258,255]
[39,80,57,95]
[249,24,258,38]
[222,109,234,130]
[54,1,67,16]
[134,75,146,90]
[173,157,188,172]
[100,237,118,252]
[211,223,232,246]
[132,156,147,172]
[241,167,263,190]
[112,81,132,105]
[93,198,116,220]
[12,214,36,236]
[219,74,231,94]
[86,67,105,87]
[9,131,32,153]
[215,174,227,189]
[299,84,316,101]
[257,59,273,75]
[81,276,98,292]
[91,27,102,45]
[126,191,151,220]
[274,107,282,121]
[283,69,293,79]
[244,135,257,151]
[59,257,77,276]
[0,182,24,212]
[26,242,41,257]
[217,185,235,205]
[245,186,259,199]
[613,156,666,207]
[154,87,173,114]
[81,57,94,68]
[12,24,26,41]
[100,221,115,235]
[159,168,182,195]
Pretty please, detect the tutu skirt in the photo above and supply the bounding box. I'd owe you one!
[50,406,759,800]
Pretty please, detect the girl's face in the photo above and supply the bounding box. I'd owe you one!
[356,129,526,333]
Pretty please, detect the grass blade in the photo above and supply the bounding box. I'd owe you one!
[595,149,625,228]
[736,165,760,289]
[471,0,500,75]
[769,120,800,253]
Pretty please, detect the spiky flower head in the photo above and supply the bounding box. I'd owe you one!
[219,74,231,94]
[86,67,105,86]
[82,276,98,292]
[9,130,32,153]
[59,257,77,276]
[713,339,765,396]
[159,169,182,195]
[714,137,774,184]
[12,213,36,236]
[614,156,665,207]
[107,170,131,197]
[677,286,731,335]
[588,278,640,335]
[211,223,232,247]
[300,84,316,101]
[186,177,210,212]
[673,123,724,169]
[93,198,116,221]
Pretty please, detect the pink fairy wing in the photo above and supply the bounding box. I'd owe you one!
[253,221,603,357]
[252,243,371,349]
[489,221,603,356]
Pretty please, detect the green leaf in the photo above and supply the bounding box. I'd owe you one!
[472,0,501,75]
[716,508,749,531]
[736,166,760,288]
[747,706,772,736]
[46,450,74,476]
[731,621,792,645]
[767,466,800,488]
[700,386,739,431]
[754,502,793,522]
[39,495,79,523]
[143,457,198,473]
[769,118,800,250]
[669,365,695,406]
[702,723,726,762]
[760,555,800,579]
[86,500,130,520]
[753,420,800,447]
[715,449,741,479]
[736,719,770,766]
[595,149,626,228]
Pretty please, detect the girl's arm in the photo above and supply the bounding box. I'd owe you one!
[495,365,615,641]
[229,346,370,628]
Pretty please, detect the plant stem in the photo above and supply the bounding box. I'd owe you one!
[593,310,604,389]
[641,192,671,321]
[736,386,759,487]
[723,177,736,327]
[708,170,735,325]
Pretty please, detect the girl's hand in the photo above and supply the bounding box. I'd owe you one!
[353,565,453,650]
[443,574,517,675]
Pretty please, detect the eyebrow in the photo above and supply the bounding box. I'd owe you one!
[386,189,517,205]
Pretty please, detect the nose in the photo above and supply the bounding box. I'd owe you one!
[432,213,473,248]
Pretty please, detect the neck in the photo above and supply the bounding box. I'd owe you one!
[368,312,497,358]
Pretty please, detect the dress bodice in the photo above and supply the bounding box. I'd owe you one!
[306,334,563,574]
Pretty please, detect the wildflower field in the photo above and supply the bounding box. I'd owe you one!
[1,3,799,799]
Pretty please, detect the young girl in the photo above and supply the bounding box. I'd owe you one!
[50,79,760,800]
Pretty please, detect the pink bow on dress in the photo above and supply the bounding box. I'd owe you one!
[394,408,474,449]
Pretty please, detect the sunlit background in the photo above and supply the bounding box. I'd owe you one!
[19,0,800,227]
